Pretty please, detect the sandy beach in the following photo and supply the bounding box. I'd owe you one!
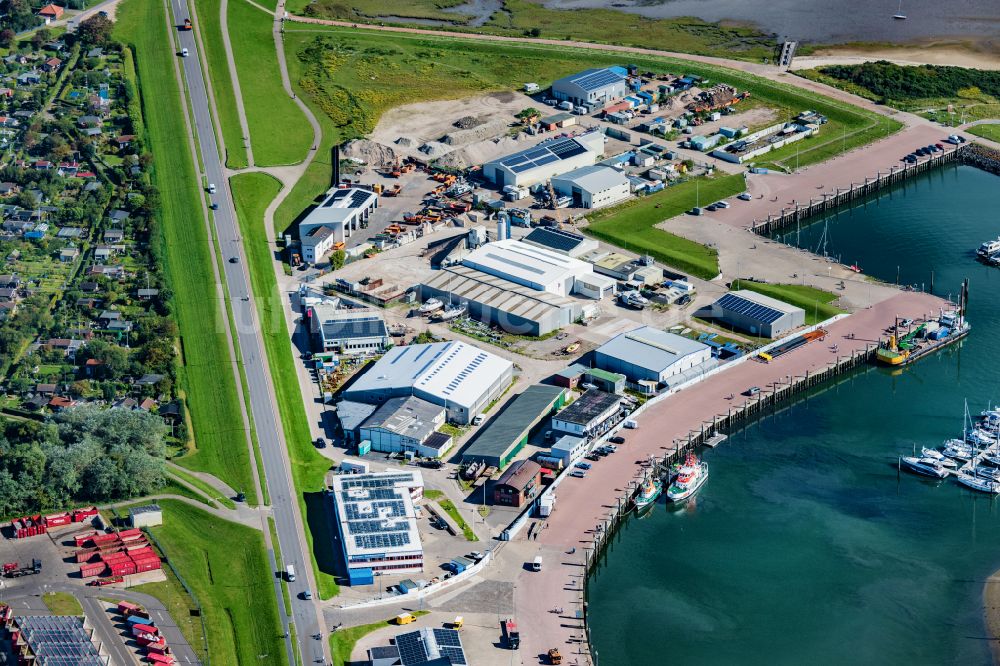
[986,571,1000,664]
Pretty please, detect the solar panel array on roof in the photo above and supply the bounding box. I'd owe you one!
[524,227,586,254]
[572,68,625,92]
[497,137,589,174]
[354,532,411,550]
[15,616,108,666]
[716,292,783,324]
[396,628,467,666]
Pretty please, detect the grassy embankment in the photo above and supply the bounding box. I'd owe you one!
[228,0,312,165]
[137,500,286,666]
[292,0,775,61]
[116,0,257,502]
[161,477,217,507]
[438,499,477,542]
[330,612,430,666]
[967,125,1000,142]
[797,62,1000,128]
[230,173,339,599]
[42,593,83,615]
[191,0,248,168]
[730,279,846,325]
[586,174,745,279]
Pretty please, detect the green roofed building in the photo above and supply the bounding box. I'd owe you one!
[461,384,567,469]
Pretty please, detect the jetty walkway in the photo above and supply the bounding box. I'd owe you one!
[514,289,950,664]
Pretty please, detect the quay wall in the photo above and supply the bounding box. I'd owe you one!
[749,143,968,235]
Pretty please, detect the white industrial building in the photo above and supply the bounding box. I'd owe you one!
[329,471,425,580]
[128,504,162,528]
[341,341,513,424]
[552,165,631,209]
[594,326,714,387]
[551,389,623,439]
[551,67,629,107]
[358,396,453,458]
[482,132,605,188]
[298,186,378,263]
[462,239,615,299]
[307,302,390,354]
[550,434,587,466]
[421,266,582,337]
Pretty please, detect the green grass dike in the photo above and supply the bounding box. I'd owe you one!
[229,0,312,166]
[585,174,746,279]
[730,279,847,325]
[137,500,287,666]
[230,172,340,599]
[116,0,258,503]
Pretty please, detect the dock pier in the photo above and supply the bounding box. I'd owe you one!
[750,144,966,235]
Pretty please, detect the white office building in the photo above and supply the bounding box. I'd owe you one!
[552,165,631,209]
[329,471,424,577]
[307,302,390,354]
[341,341,513,424]
[298,187,378,263]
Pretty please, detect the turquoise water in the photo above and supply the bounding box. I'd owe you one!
[587,164,1000,665]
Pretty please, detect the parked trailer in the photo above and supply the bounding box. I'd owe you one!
[502,619,520,649]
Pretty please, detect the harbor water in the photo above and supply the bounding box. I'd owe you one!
[586,164,1000,665]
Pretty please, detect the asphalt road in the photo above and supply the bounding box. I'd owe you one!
[166,3,328,665]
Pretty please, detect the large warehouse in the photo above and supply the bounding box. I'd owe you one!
[482,132,605,188]
[462,384,566,469]
[594,326,714,387]
[298,186,378,263]
[462,239,599,297]
[552,165,630,209]
[341,341,513,424]
[329,471,424,584]
[421,265,583,337]
[551,67,629,107]
[709,290,806,338]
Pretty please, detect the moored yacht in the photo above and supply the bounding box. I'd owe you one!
[900,456,949,479]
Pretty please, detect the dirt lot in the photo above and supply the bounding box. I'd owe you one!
[370,91,541,164]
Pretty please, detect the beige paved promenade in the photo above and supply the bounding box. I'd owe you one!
[515,289,950,664]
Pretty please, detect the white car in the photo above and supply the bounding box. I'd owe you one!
[180,48,189,57]
[737,193,752,201]
[207,183,216,193]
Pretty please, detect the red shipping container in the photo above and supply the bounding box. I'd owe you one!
[118,528,142,539]
[131,554,160,565]
[128,548,155,560]
[44,513,71,526]
[146,654,174,665]
[72,507,99,522]
[136,635,155,647]
[74,550,99,564]
[91,533,119,545]
[132,623,158,636]
[74,531,99,547]
[146,643,170,655]
[111,562,137,576]
[102,553,130,565]
[79,565,105,578]
[117,601,141,615]
[125,541,151,552]
[133,560,161,573]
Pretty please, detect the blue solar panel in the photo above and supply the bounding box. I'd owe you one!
[533,154,559,167]
[717,293,784,324]
[573,68,624,91]
[354,532,411,550]
[510,163,534,173]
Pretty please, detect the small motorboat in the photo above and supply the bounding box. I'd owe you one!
[975,466,1000,482]
[900,456,949,479]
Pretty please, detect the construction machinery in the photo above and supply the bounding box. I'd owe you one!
[547,648,563,665]
[383,184,402,197]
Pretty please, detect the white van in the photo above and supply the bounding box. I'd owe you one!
[558,100,574,111]
[623,419,638,429]
[532,556,542,572]
[285,564,296,582]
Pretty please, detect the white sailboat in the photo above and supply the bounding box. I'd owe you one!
[893,0,907,19]
[957,471,1000,494]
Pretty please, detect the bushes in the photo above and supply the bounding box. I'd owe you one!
[817,61,1000,104]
